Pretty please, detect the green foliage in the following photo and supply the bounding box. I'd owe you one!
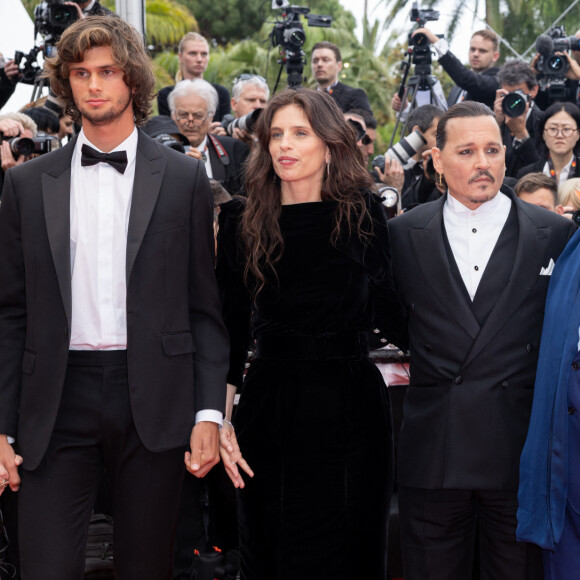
[146,0,197,49]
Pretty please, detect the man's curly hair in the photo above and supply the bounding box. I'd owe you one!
[44,15,155,126]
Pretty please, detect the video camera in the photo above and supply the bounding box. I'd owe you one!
[34,0,79,57]
[270,2,331,88]
[408,2,440,69]
[535,26,580,102]
[11,0,80,92]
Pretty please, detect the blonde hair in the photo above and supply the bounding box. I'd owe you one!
[0,111,38,136]
[558,178,580,209]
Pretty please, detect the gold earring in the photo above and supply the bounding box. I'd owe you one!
[437,173,444,186]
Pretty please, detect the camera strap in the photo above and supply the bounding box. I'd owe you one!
[548,154,576,181]
[208,135,230,166]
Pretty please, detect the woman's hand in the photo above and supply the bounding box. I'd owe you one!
[219,421,254,489]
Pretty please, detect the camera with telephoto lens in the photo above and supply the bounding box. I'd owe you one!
[153,133,186,154]
[502,90,529,118]
[408,2,439,67]
[220,109,264,137]
[371,128,427,177]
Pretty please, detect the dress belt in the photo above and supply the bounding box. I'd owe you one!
[255,332,369,361]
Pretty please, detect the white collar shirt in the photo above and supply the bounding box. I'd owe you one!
[69,127,138,350]
[443,191,512,300]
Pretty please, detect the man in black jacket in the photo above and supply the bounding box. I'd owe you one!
[311,41,373,115]
[169,79,249,196]
[494,60,543,178]
[158,33,230,123]
[411,28,500,110]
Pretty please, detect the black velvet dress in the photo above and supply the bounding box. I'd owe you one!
[216,194,395,580]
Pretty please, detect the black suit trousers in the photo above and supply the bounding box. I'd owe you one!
[398,486,543,580]
[18,351,185,580]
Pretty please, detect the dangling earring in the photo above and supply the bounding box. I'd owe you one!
[437,172,444,186]
[326,158,331,177]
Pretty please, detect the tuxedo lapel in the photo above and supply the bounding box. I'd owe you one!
[409,197,481,340]
[126,131,167,283]
[461,195,552,369]
[42,140,76,328]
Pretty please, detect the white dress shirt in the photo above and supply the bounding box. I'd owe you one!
[70,128,137,350]
[443,191,512,300]
[69,128,220,425]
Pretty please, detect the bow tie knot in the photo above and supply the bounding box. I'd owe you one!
[81,144,128,174]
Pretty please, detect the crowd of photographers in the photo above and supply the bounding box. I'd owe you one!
[4,10,580,224]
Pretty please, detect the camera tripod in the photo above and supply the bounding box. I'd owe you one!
[389,52,446,149]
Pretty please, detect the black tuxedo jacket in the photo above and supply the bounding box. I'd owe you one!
[0,131,229,470]
[387,187,575,490]
[441,50,499,109]
[327,81,373,115]
[207,134,250,196]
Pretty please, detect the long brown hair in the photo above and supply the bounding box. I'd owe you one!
[44,15,155,126]
[242,88,375,292]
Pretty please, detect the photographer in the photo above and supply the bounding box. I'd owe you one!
[227,74,269,146]
[411,28,500,109]
[0,112,37,192]
[169,79,249,196]
[494,60,543,178]
[398,105,444,209]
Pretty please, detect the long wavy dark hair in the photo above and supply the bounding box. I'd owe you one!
[44,15,155,126]
[242,88,376,292]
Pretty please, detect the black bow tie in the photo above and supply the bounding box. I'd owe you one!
[81,144,128,174]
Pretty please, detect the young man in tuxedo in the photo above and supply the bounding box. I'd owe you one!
[0,15,230,579]
[387,101,576,580]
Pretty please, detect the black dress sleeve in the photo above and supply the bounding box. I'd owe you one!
[364,193,409,350]
[216,199,252,388]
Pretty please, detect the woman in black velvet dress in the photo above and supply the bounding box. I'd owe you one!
[216,88,398,580]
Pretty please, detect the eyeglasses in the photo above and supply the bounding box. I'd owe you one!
[544,126,578,137]
[175,110,210,125]
[234,74,267,85]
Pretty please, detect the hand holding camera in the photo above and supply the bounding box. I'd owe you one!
[494,88,529,139]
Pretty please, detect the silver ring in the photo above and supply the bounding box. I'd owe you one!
[0,479,8,489]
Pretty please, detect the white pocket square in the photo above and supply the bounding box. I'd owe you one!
[540,258,555,276]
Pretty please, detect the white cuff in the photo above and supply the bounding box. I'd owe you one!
[195,409,223,427]
[433,38,449,57]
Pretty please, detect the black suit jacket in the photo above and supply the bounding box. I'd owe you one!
[387,187,575,490]
[0,131,229,470]
[207,134,250,196]
[327,81,373,115]
[441,50,499,109]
